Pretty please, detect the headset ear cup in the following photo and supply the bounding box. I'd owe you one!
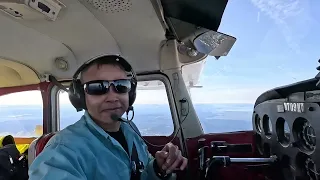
[76,80,87,110]
[129,80,137,106]
[68,80,87,111]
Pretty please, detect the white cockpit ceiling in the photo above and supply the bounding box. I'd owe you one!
[0,0,166,83]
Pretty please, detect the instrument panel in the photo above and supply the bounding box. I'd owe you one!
[253,89,320,180]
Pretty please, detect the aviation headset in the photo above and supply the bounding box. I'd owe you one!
[68,54,137,112]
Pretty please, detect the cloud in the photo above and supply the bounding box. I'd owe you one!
[0,131,36,137]
[0,82,276,106]
[59,89,171,104]
[250,0,313,53]
[0,91,43,105]
[58,86,269,105]
[135,90,169,104]
[190,86,269,104]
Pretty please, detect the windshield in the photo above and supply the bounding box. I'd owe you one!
[192,0,319,101]
[0,0,319,137]
[187,0,319,132]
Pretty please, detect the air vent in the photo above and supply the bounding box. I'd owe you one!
[86,0,132,13]
[0,2,25,19]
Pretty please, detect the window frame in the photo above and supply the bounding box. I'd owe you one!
[50,73,179,136]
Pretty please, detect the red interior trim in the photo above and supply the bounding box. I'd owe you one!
[143,136,181,155]
[0,83,41,96]
[186,131,265,180]
[39,82,54,134]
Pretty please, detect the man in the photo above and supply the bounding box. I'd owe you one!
[28,55,188,180]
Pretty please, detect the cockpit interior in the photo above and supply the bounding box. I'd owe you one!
[0,0,319,180]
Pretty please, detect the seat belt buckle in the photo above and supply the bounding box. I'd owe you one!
[138,161,144,173]
[131,161,144,174]
[131,161,137,174]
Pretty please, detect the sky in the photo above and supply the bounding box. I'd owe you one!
[0,0,319,105]
[190,0,320,103]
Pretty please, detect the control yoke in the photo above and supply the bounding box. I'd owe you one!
[197,139,278,180]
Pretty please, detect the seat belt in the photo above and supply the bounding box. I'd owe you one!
[130,142,144,180]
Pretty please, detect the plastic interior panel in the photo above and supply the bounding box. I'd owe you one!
[253,97,320,179]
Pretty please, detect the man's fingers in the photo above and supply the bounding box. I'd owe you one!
[156,142,188,173]
[166,150,182,173]
[162,145,178,170]
[162,142,172,152]
[155,151,168,159]
[179,157,188,170]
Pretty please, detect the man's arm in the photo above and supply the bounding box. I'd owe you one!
[28,143,87,180]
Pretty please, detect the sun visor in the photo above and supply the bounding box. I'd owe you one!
[160,0,228,41]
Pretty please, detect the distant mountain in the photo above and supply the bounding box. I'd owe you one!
[0,103,254,137]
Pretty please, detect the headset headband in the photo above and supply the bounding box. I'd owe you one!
[72,54,136,82]
[69,54,138,111]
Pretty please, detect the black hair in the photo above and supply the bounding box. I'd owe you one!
[79,56,127,82]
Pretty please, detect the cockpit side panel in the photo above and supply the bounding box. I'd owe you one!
[253,79,320,180]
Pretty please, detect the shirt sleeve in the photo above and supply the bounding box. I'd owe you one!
[28,142,87,180]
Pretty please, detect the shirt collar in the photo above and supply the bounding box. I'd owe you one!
[83,111,133,147]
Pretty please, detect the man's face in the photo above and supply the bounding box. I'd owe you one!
[81,64,129,125]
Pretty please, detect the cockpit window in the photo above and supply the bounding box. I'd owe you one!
[188,0,319,133]
[0,90,43,137]
[1,0,318,137]
[58,80,174,136]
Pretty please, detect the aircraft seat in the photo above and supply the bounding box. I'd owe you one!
[28,132,56,166]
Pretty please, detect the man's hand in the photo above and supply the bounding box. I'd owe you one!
[155,142,188,174]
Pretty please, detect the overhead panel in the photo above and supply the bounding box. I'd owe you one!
[160,0,228,41]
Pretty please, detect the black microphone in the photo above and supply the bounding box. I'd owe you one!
[111,114,126,122]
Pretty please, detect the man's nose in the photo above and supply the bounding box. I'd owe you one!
[108,85,118,94]
[104,85,119,102]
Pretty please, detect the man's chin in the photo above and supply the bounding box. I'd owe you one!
[88,111,120,125]
[93,115,121,132]
[99,112,120,122]
[101,109,123,117]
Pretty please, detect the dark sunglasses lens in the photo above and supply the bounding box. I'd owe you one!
[85,82,108,95]
[114,79,131,93]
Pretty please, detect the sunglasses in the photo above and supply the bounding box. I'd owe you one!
[83,79,131,95]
